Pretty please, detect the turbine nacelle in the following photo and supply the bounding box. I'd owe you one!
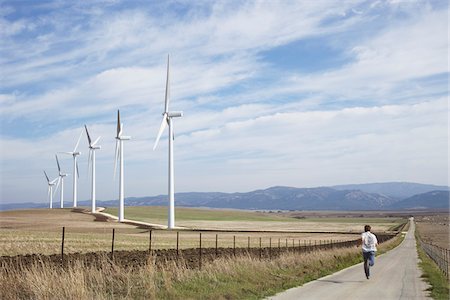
[167,111,183,118]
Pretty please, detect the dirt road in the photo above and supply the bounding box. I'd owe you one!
[268,218,430,300]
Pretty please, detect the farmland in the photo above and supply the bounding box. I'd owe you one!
[0,207,408,299]
[0,207,404,256]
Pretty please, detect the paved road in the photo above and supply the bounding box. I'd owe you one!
[268,219,430,300]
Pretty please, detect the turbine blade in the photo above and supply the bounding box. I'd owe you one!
[92,136,101,147]
[113,140,120,179]
[153,116,167,150]
[54,177,61,197]
[44,170,50,183]
[76,160,80,178]
[84,125,92,145]
[60,152,73,155]
[164,54,170,113]
[74,129,84,152]
[117,110,121,137]
[55,154,61,172]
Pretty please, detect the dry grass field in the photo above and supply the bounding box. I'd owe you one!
[0,207,404,256]
[415,213,449,249]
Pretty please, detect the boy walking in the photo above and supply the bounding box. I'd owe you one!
[361,225,378,279]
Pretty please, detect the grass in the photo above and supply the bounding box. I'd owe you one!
[104,206,300,222]
[104,206,403,232]
[415,229,450,300]
[0,208,404,256]
[0,232,404,300]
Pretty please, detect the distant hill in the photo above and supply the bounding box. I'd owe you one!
[333,182,449,199]
[388,191,449,210]
[2,182,448,211]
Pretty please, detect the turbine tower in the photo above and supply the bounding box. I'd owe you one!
[55,154,69,208]
[85,125,101,213]
[43,171,58,209]
[153,55,183,229]
[114,110,131,222]
[60,130,83,207]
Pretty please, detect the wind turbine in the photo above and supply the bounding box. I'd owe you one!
[153,55,183,229]
[60,130,83,207]
[55,154,69,208]
[114,110,131,222]
[43,171,58,209]
[85,125,101,213]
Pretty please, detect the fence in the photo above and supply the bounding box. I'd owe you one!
[1,227,398,269]
[417,237,449,280]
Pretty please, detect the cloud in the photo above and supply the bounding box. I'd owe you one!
[289,7,448,103]
[0,0,448,203]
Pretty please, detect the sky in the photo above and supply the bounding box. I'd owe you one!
[0,0,448,205]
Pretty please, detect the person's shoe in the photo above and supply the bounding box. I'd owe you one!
[366,275,370,279]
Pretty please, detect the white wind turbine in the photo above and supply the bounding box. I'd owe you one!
[60,130,83,207]
[153,55,183,229]
[43,171,58,209]
[114,110,131,222]
[85,125,101,213]
[55,154,69,208]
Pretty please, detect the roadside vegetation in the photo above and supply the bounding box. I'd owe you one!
[0,231,403,300]
[416,245,450,300]
[415,218,449,300]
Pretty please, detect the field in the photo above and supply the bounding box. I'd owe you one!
[104,206,403,232]
[414,213,449,249]
[0,207,404,256]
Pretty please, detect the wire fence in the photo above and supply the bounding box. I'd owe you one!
[0,227,399,271]
[417,237,449,280]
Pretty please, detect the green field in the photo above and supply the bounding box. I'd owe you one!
[104,206,404,232]
[104,206,299,223]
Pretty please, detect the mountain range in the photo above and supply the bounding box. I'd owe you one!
[1,182,448,211]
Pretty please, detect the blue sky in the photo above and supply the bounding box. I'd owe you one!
[0,0,448,204]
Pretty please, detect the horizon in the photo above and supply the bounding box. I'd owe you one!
[2,181,449,206]
[1,1,448,204]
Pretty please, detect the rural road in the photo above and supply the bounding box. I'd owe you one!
[268,218,431,300]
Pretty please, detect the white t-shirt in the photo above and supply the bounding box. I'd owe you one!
[361,231,378,252]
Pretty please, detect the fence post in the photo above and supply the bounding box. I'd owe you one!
[111,228,115,260]
[233,235,236,257]
[61,226,65,263]
[215,234,218,258]
[260,237,262,260]
[176,231,179,257]
[248,236,250,252]
[269,237,272,259]
[148,230,153,253]
[199,233,202,270]
[286,238,288,252]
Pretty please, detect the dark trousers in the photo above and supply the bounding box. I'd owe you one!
[363,251,375,277]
